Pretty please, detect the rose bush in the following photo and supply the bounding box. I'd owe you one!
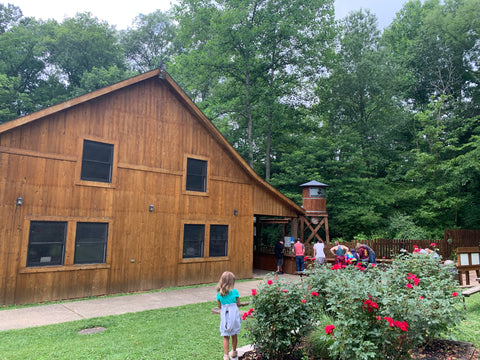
[305,252,465,360]
[242,276,315,359]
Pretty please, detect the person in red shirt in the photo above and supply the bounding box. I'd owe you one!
[293,238,305,272]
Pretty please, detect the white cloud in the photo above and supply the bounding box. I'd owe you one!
[10,0,174,29]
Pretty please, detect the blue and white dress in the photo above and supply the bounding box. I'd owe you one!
[216,289,242,336]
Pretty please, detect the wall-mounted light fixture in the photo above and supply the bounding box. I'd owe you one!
[234,209,238,216]
[16,196,23,206]
[149,204,154,212]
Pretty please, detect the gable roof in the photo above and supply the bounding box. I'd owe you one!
[0,68,304,216]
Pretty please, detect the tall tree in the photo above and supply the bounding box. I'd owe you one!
[173,0,335,177]
[0,7,63,122]
[46,13,126,89]
[383,0,480,112]
[312,10,409,239]
[119,10,177,72]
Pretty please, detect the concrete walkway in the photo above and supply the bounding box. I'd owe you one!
[0,270,298,332]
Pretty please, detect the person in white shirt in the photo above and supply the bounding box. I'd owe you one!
[313,238,326,266]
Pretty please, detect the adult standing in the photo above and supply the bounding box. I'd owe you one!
[293,238,305,272]
[313,238,326,266]
[356,243,376,264]
[330,241,349,265]
[274,239,285,274]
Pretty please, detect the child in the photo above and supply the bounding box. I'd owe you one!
[216,271,242,360]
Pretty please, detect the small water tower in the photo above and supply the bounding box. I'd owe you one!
[300,180,330,244]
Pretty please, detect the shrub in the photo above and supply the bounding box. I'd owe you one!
[242,275,314,359]
[305,313,336,359]
[305,253,465,360]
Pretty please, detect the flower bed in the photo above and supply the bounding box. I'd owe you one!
[243,252,465,359]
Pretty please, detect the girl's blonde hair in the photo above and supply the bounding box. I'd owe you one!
[216,271,236,296]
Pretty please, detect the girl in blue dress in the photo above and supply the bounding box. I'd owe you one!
[216,271,242,360]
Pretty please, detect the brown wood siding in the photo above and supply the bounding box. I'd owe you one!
[253,183,299,217]
[0,74,300,305]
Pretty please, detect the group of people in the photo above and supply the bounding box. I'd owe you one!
[274,238,377,273]
[330,241,377,266]
[275,238,327,273]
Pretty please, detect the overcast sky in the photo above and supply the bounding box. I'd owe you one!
[9,0,408,30]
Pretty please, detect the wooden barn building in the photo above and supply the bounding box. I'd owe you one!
[0,69,304,305]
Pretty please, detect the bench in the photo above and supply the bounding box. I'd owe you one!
[460,285,480,310]
[462,285,480,297]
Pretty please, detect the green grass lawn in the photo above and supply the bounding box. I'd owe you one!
[0,300,252,360]
[0,294,478,359]
[453,293,480,348]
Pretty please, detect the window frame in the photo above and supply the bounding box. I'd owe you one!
[183,155,209,196]
[75,137,118,189]
[20,216,112,273]
[209,224,229,257]
[182,224,206,259]
[74,222,109,265]
[26,221,68,267]
[180,221,229,262]
[309,187,326,198]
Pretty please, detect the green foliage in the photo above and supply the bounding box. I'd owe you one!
[73,66,135,95]
[173,0,336,175]
[46,13,126,88]
[386,212,429,239]
[2,0,480,237]
[119,10,177,73]
[305,254,465,359]
[243,276,314,359]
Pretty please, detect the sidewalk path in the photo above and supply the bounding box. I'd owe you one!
[0,270,297,331]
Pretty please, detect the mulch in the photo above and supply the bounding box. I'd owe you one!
[240,339,479,360]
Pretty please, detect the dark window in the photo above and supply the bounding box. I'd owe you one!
[27,221,67,267]
[81,140,114,183]
[186,158,207,192]
[183,224,205,258]
[74,222,109,264]
[209,225,228,257]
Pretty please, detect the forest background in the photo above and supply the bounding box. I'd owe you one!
[1,0,479,241]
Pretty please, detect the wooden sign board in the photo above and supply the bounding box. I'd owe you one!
[456,247,480,286]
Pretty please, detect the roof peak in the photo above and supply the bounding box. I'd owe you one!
[300,180,328,187]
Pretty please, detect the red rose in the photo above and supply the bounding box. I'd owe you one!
[251,289,257,296]
[452,292,458,297]
[398,321,409,331]
[267,280,273,285]
[325,325,335,335]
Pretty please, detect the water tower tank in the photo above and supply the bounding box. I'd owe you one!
[300,180,328,217]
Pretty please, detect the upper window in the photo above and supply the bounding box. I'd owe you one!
[74,222,109,264]
[209,225,228,257]
[27,221,67,267]
[309,187,326,198]
[186,158,207,192]
[183,224,205,258]
[81,140,114,183]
